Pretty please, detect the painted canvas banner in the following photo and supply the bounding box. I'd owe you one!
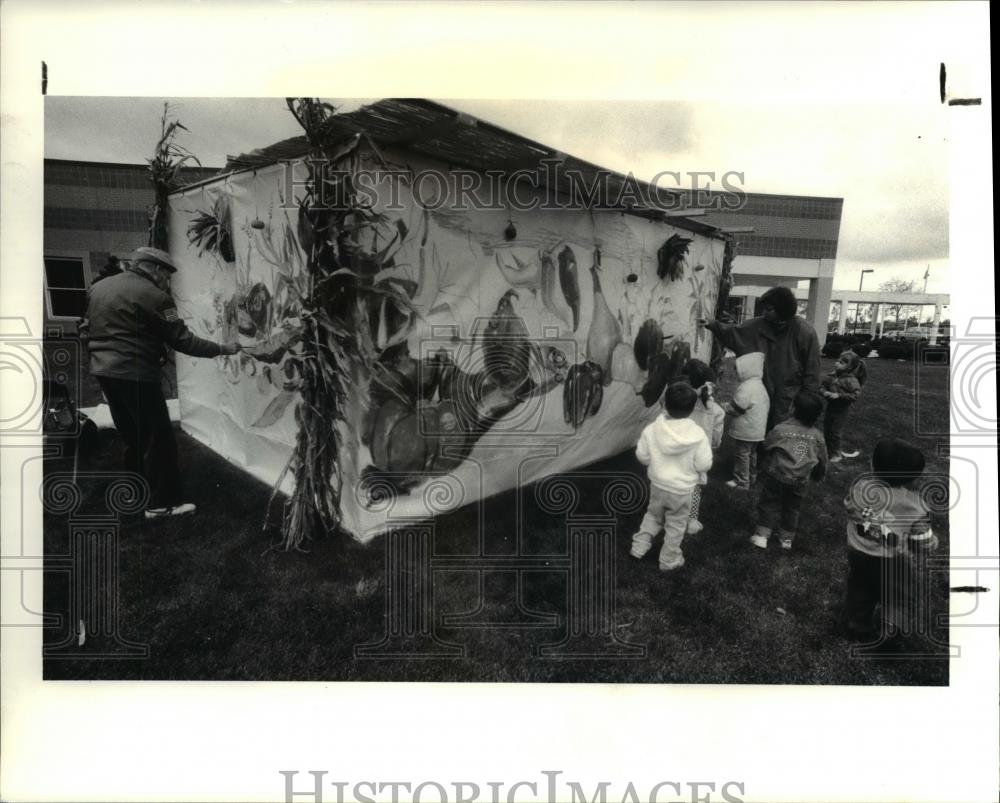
[168,148,725,542]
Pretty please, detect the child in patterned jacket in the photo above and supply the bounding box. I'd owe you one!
[750,390,828,551]
[682,359,725,534]
[843,438,937,640]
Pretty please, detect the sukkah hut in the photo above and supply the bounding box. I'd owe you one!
[166,99,734,546]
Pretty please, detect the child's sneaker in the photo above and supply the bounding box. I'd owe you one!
[829,453,843,463]
[841,450,860,459]
[750,533,769,549]
[726,479,750,490]
[658,558,685,572]
[779,538,793,550]
[144,502,197,521]
[686,519,704,535]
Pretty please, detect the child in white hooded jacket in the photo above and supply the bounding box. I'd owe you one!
[631,382,713,571]
[723,351,769,489]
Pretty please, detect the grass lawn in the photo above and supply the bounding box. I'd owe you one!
[43,356,951,683]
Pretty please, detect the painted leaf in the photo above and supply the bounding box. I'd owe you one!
[251,390,297,428]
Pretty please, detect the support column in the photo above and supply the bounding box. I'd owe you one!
[806,274,834,346]
[837,300,849,334]
[869,303,880,336]
[929,303,942,345]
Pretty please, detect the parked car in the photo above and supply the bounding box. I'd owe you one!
[895,326,933,341]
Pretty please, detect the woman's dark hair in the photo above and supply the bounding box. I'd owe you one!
[792,390,824,426]
[663,380,698,418]
[838,350,868,387]
[872,438,926,487]
[683,358,716,407]
[759,286,798,321]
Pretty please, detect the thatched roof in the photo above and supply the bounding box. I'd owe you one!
[218,99,720,236]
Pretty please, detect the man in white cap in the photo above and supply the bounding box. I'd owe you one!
[81,247,240,520]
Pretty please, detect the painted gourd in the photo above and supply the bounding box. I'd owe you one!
[370,400,439,474]
[610,342,644,388]
[586,252,620,386]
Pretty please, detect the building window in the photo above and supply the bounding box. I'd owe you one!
[44,256,87,318]
[726,296,746,324]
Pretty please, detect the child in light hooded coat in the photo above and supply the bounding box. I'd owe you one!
[682,359,725,534]
[723,351,769,489]
[632,382,713,571]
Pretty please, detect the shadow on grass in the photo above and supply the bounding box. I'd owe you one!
[43,357,950,684]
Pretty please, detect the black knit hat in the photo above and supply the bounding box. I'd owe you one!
[872,438,926,486]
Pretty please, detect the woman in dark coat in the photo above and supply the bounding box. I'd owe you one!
[701,286,821,430]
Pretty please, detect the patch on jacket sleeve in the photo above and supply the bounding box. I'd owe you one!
[163,306,179,322]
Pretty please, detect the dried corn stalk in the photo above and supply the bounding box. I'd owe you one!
[147,103,200,250]
[709,235,737,376]
[269,98,414,551]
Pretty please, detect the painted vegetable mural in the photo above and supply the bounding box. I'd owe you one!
[168,99,729,543]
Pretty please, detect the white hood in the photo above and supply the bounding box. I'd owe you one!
[636,415,713,494]
[649,416,709,454]
[735,351,765,381]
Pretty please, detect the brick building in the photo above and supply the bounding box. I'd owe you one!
[697,192,843,341]
[43,159,219,405]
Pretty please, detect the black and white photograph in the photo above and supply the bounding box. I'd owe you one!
[1,2,996,803]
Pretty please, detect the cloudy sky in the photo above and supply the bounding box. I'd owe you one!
[44,94,950,294]
[36,1,982,298]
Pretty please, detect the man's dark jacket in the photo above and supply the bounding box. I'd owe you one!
[707,315,821,427]
[83,270,222,383]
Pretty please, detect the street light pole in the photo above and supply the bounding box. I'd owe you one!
[856,269,874,335]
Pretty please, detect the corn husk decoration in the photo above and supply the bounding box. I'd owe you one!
[187,195,236,262]
[708,235,738,377]
[147,102,201,250]
[656,234,693,282]
[266,98,415,551]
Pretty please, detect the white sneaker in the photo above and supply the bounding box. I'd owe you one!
[726,480,749,490]
[145,502,197,521]
[779,538,793,550]
[658,559,685,572]
[841,450,860,459]
[829,454,843,464]
[750,534,769,549]
[686,520,704,535]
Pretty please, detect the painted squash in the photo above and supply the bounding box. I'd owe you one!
[586,250,620,386]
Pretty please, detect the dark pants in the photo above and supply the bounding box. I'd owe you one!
[98,376,181,509]
[824,400,852,454]
[845,548,916,634]
[756,475,808,538]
